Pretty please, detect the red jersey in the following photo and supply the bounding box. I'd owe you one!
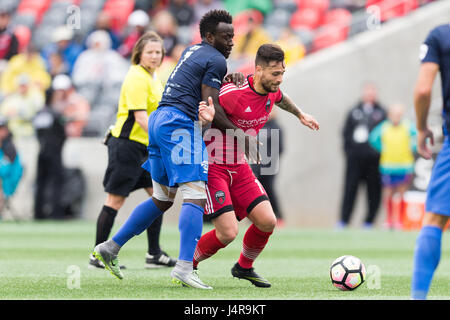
[204,75,283,164]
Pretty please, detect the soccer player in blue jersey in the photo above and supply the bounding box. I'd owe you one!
[411,23,450,300]
[93,10,246,289]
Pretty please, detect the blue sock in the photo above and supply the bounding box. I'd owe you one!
[411,225,442,299]
[112,198,163,247]
[178,202,204,262]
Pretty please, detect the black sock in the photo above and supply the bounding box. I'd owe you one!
[95,205,118,246]
[146,214,163,255]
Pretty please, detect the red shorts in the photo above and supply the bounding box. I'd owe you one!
[205,162,269,221]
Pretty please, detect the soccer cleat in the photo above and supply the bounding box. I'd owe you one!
[88,254,105,269]
[89,253,126,270]
[93,244,124,280]
[145,251,177,269]
[231,262,271,288]
[171,268,213,289]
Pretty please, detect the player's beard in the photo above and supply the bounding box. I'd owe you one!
[261,78,279,93]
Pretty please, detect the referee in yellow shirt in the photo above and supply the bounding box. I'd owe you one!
[89,31,176,269]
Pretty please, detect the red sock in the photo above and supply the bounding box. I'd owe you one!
[386,197,393,225]
[193,229,226,268]
[238,224,273,269]
[398,197,406,226]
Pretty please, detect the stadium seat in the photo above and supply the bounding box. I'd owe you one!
[311,24,347,52]
[290,8,322,31]
[13,25,31,53]
[264,8,292,29]
[323,8,352,25]
[10,12,36,29]
[378,0,418,22]
[233,9,264,36]
[296,0,330,14]
[103,0,135,32]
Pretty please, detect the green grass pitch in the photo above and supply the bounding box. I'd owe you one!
[0,220,448,300]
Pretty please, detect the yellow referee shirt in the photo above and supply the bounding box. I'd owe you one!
[111,64,163,146]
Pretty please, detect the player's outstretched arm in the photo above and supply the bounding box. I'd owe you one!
[414,62,439,159]
[276,93,319,131]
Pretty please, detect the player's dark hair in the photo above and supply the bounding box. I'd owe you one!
[255,44,285,67]
[131,31,165,66]
[199,9,233,38]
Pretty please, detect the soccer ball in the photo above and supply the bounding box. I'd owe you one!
[330,255,366,291]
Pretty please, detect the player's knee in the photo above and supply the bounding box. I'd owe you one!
[152,197,173,212]
[105,194,126,210]
[217,225,238,245]
[257,215,277,233]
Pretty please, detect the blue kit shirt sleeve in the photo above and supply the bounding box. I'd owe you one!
[202,54,227,90]
[421,28,441,65]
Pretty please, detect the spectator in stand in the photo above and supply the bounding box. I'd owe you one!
[275,28,306,66]
[50,74,90,137]
[41,26,84,75]
[169,0,195,26]
[0,74,45,137]
[0,44,51,96]
[152,10,179,57]
[193,0,224,24]
[158,44,186,86]
[0,117,23,211]
[231,14,272,61]
[338,83,387,229]
[369,103,417,229]
[86,12,121,50]
[72,30,128,91]
[118,10,150,59]
[47,51,69,79]
[0,6,18,63]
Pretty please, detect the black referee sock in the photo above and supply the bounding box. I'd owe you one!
[146,214,163,255]
[95,205,118,246]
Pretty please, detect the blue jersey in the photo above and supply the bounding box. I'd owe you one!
[158,42,227,121]
[420,23,450,136]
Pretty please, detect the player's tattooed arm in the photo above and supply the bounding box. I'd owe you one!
[276,93,302,117]
[276,93,320,131]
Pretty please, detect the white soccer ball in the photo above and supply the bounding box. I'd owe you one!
[330,255,366,291]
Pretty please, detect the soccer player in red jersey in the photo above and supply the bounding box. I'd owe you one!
[194,44,320,287]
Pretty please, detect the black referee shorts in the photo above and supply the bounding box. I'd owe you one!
[103,136,152,197]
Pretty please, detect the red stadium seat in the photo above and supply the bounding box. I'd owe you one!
[365,0,383,8]
[17,0,51,24]
[103,0,135,32]
[312,24,347,52]
[233,9,264,36]
[290,8,322,31]
[322,8,352,35]
[378,0,418,22]
[296,0,330,14]
[14,25,31,53]
[323,8,352,25]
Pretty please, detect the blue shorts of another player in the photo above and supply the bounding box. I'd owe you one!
[426,136,450,216]
[381,173,413,187]
[142,106,208,187]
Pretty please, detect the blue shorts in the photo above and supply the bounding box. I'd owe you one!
[141,107,208,187]
[381,173,412,187]
[425,137,450,216]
